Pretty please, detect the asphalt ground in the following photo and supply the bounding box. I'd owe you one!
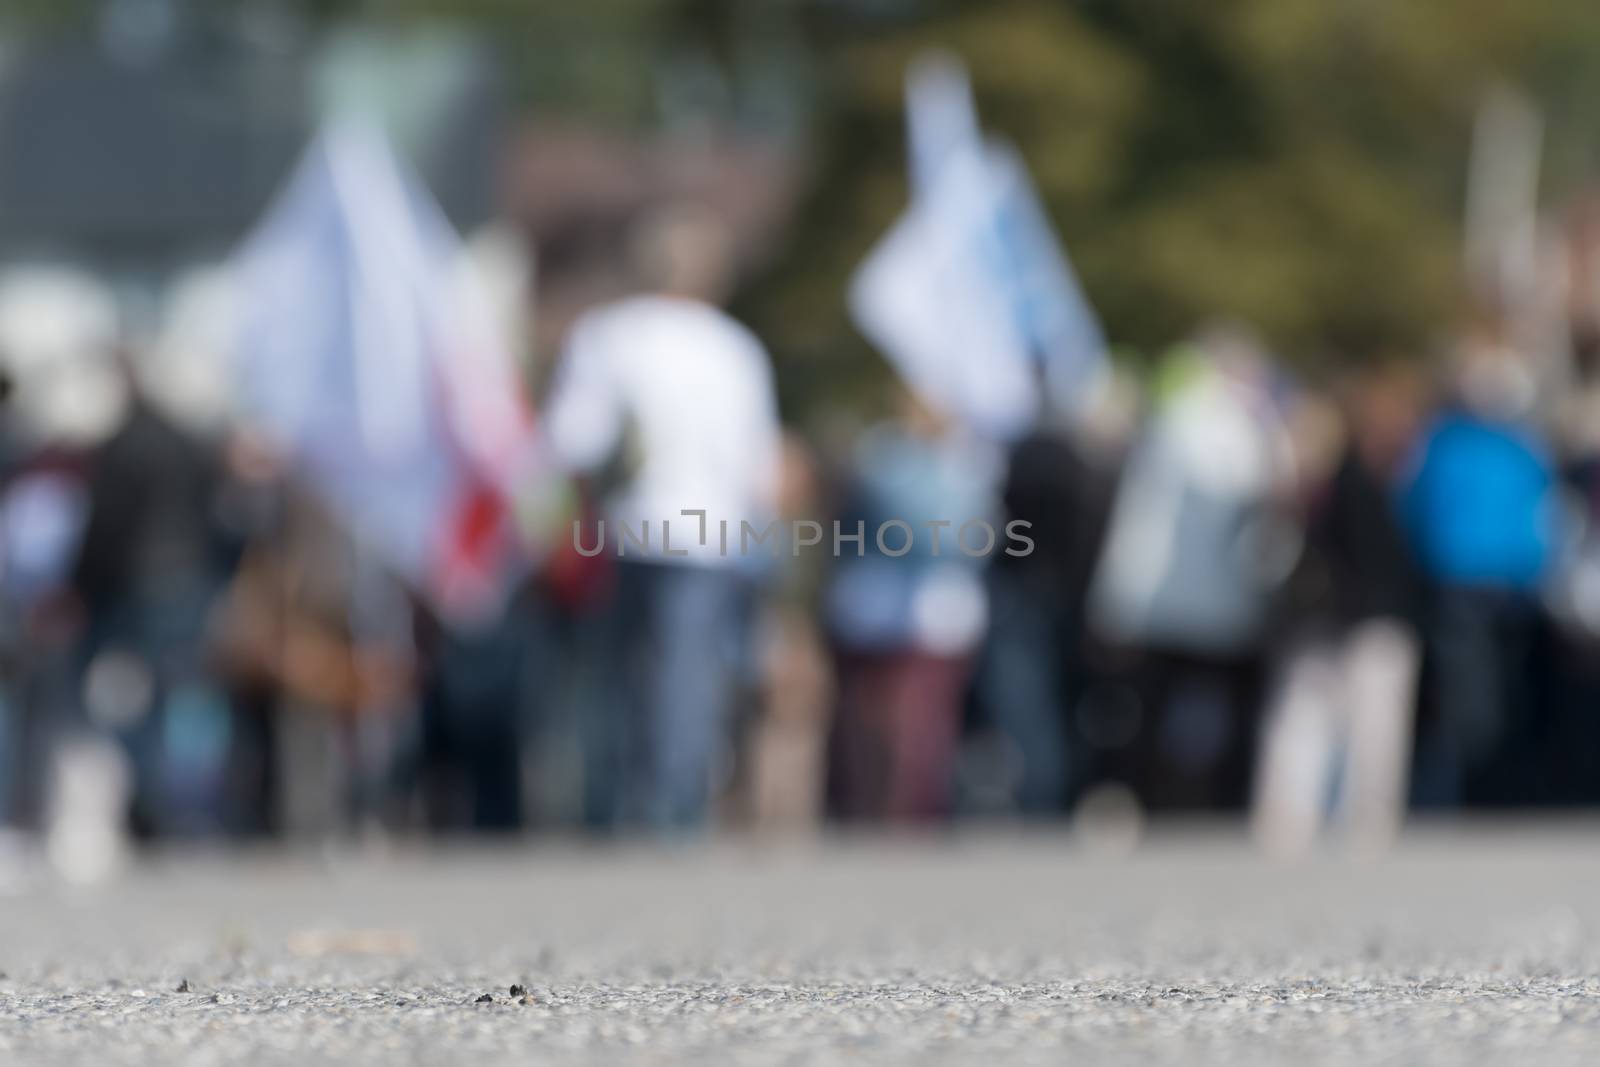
[1,823,1599,1065]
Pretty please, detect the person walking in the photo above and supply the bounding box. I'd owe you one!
[541,205,781,830]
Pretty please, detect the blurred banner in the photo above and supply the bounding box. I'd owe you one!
[1465,84,1543,314]
[851,53,1108,440]
[231,119,533,624]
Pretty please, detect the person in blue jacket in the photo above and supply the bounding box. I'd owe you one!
[1401,347,1559,806]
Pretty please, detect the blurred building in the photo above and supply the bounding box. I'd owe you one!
[0,10,502,314]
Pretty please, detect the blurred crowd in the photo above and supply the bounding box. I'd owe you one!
[2,60,1600,874]
[3,221,1600,863]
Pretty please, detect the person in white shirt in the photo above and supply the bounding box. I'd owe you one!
[542,205,781,829]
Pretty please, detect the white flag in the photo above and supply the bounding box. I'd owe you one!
[231,119,532,622]
[850,143,1039,439]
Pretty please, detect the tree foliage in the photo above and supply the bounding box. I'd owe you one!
[739,0,1600,419]
[9,1,1600,413]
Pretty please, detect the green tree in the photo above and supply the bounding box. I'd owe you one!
[738,0,1600,420]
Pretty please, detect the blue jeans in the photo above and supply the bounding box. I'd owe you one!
[587,562,753,831]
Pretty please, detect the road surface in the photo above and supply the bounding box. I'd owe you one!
[1,824,1598,1064]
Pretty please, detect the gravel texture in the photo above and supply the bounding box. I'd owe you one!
[1,825,1599,1064]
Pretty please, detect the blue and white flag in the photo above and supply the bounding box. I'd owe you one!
[851,53,1108,440]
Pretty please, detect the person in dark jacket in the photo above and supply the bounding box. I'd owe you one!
[972,427,1113,815]
[1254,362,1428,852]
